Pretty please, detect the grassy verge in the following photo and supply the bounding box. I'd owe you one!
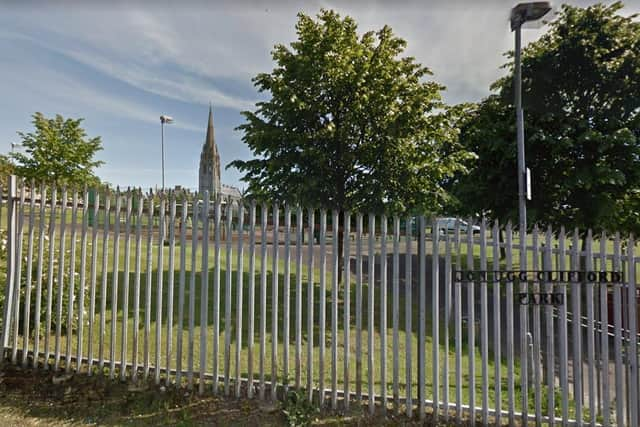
[0,363,483,426]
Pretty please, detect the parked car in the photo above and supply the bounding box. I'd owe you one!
[404,216,480,236]
[434,217,480,235]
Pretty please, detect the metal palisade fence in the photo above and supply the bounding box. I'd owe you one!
[0,176,639,426]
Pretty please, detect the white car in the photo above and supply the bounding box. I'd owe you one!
[434,217,480,235]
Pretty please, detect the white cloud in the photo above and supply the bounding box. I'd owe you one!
[5,0,639,111]
[0,55,202,133]
[58,48,258,111]
[2,27,257,112]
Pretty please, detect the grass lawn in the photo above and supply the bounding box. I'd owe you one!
[12,232,578,419]
[4,204,626,424]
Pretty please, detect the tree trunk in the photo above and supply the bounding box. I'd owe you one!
[500,228,507,259]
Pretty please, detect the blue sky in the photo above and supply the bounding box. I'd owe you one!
[1,0,638,191]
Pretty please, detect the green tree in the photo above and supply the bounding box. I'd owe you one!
[11,113,104,187]
[0,154,15,184]
[229,9,472,216]
[451,2,640,234]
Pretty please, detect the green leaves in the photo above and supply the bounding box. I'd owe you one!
[282,388,318,426]
[0,154,15,183]
[11,112,104,188]
[451,2,640,234]
[230,9,469,216]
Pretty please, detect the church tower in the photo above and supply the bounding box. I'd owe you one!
[198,105,222,196]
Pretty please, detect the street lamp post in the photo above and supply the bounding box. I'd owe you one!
[160,115,174,191]
[510,2,551,236]
[510,2,551,418]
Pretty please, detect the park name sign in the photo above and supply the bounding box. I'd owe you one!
[453,269,624,306]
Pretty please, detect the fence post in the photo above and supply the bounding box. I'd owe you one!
[1,175,17,353]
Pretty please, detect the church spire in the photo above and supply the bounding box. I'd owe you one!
[205,103,214,148]
[199,104,222,196]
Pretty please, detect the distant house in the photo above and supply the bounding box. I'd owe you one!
[221,184,242,201]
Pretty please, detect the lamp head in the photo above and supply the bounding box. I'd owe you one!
[511,2,551,31]
[160,115,174,124]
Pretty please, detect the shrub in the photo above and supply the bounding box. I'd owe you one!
[0,228,80,336]
[282,388,318,427]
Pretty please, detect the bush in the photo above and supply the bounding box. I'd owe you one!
[0,228,80,337]
[282,388,318,427]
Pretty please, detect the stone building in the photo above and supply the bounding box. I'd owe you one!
[198,106,222,196]
[197,106,242,201]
